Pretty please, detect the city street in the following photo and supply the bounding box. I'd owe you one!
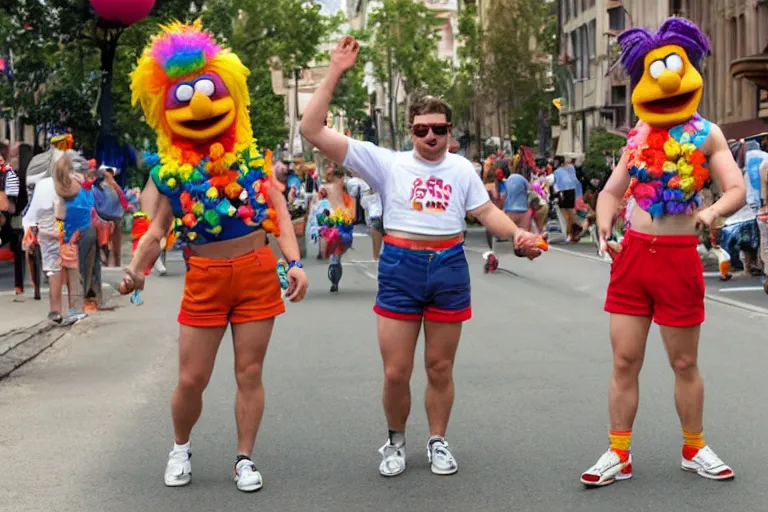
[1,232,768,512]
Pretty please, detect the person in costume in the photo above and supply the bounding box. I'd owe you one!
[302,36,545,478]
[119,20,308,492]
[307,163,356,291]
[580,18,745,487]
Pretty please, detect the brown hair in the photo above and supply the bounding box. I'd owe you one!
[0,142,9,160]
[54,154,73,198]
[408,95,453,124]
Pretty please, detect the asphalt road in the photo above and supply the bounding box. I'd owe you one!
[1,230,768,512]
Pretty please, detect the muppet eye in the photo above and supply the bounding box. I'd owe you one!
[665,53,684,73]
[194,79,216,97]
[175,84,194,102]
[649,60,666,79]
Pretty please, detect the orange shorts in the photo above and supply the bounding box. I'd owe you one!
[178,245,286,327]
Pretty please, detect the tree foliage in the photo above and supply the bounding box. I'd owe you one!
[484,0,555,147]
[0,0,339,154]
[582,127,626,183]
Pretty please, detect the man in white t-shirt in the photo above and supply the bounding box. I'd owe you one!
[301,36,545,478]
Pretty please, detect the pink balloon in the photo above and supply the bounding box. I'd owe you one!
[90,0,155,26]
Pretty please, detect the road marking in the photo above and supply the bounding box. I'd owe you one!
[490,244,768,317]
[718,286,764,293]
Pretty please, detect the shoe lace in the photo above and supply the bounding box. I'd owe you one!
[380,442,404,459]
[236,460,257,475]
[591,450,620,472]
[430,440,454,462]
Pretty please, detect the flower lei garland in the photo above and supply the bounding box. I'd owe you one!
[148,142,279,243]
[626,115,711,219]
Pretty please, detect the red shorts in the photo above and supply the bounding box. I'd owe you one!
[178,246,286,327]
[604,230,705,327]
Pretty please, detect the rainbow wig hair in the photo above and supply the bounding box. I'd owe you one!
[618,17,711,87]
[130,19,253,154]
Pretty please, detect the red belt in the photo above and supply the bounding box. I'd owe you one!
[383,234,463,252]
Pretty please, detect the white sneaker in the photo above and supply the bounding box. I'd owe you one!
[427,436,458,475]
[681,445,734,480]
[154,257,167,276]
[164,449,192,487]
[580,449,632,487]
[234,458,263,492]
[378,440,406,477]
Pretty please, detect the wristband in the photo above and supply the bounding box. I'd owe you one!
[288,260,303,270]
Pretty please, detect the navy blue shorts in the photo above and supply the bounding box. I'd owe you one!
[374,239,471,323]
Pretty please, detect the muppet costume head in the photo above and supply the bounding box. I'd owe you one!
[130,20,279,243]
[618,18,713,219]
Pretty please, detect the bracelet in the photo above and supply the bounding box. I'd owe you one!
[288,260,303,269]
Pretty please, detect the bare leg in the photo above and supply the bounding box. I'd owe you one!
[423,320,462,437]
[508,211,531,233]
[232,319,275,456]
[534,204,549,233]
[171,324,226,444]
[608,314,651,431]
[48,271,63,315]
[378,316,421,431]
[660,324,704,433]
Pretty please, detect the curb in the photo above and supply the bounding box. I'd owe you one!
[0,321,75,381]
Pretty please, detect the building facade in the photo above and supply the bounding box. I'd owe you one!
[555,0,768,159]
[682,0,768,139]
[555,0,670,158]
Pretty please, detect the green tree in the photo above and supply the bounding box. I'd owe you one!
[367,0,450,148]
[204,0,343,150]
[484,0,555,150]
[581,127,626,184]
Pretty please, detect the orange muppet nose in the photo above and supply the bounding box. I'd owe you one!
[657,70,682,94]
[189,92,214,120]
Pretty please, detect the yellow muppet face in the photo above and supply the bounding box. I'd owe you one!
[631,44,703,128]
[164,73,236,141]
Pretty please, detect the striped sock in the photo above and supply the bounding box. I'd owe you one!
[682,430,706,460]
[609,430,631,462]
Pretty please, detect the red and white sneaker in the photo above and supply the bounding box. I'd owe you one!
[580,449,633,487]
[681,445,734,480]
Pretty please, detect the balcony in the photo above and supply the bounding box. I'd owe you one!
[731,52,768,90]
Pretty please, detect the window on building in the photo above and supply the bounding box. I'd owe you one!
[608,7,625,32]
[759,2,768,53]
[581,24,591,79]
[571,28,581,79]
[588,19,596,59]
[564,0,572,20]
[611,85,627,105]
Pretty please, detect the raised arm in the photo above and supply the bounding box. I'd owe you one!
[301,37,360,165]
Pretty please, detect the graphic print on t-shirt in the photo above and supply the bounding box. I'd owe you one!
[409,176,452,213]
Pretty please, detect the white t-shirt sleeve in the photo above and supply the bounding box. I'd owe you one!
[343,138,394,192]
[465,165,491,211]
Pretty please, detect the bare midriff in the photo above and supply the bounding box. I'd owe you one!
[189,229,267,259]
[628,207,698,236]
[385,229,463,241]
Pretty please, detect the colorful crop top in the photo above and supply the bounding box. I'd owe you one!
[625,114,711,219]
[148,143,279,245]
[61,187,94,243]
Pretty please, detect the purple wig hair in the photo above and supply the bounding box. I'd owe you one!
[618,17,711,87]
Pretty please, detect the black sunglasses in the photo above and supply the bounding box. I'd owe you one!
[411,123,452,138]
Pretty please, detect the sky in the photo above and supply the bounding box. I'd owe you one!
[315,0,344,15]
